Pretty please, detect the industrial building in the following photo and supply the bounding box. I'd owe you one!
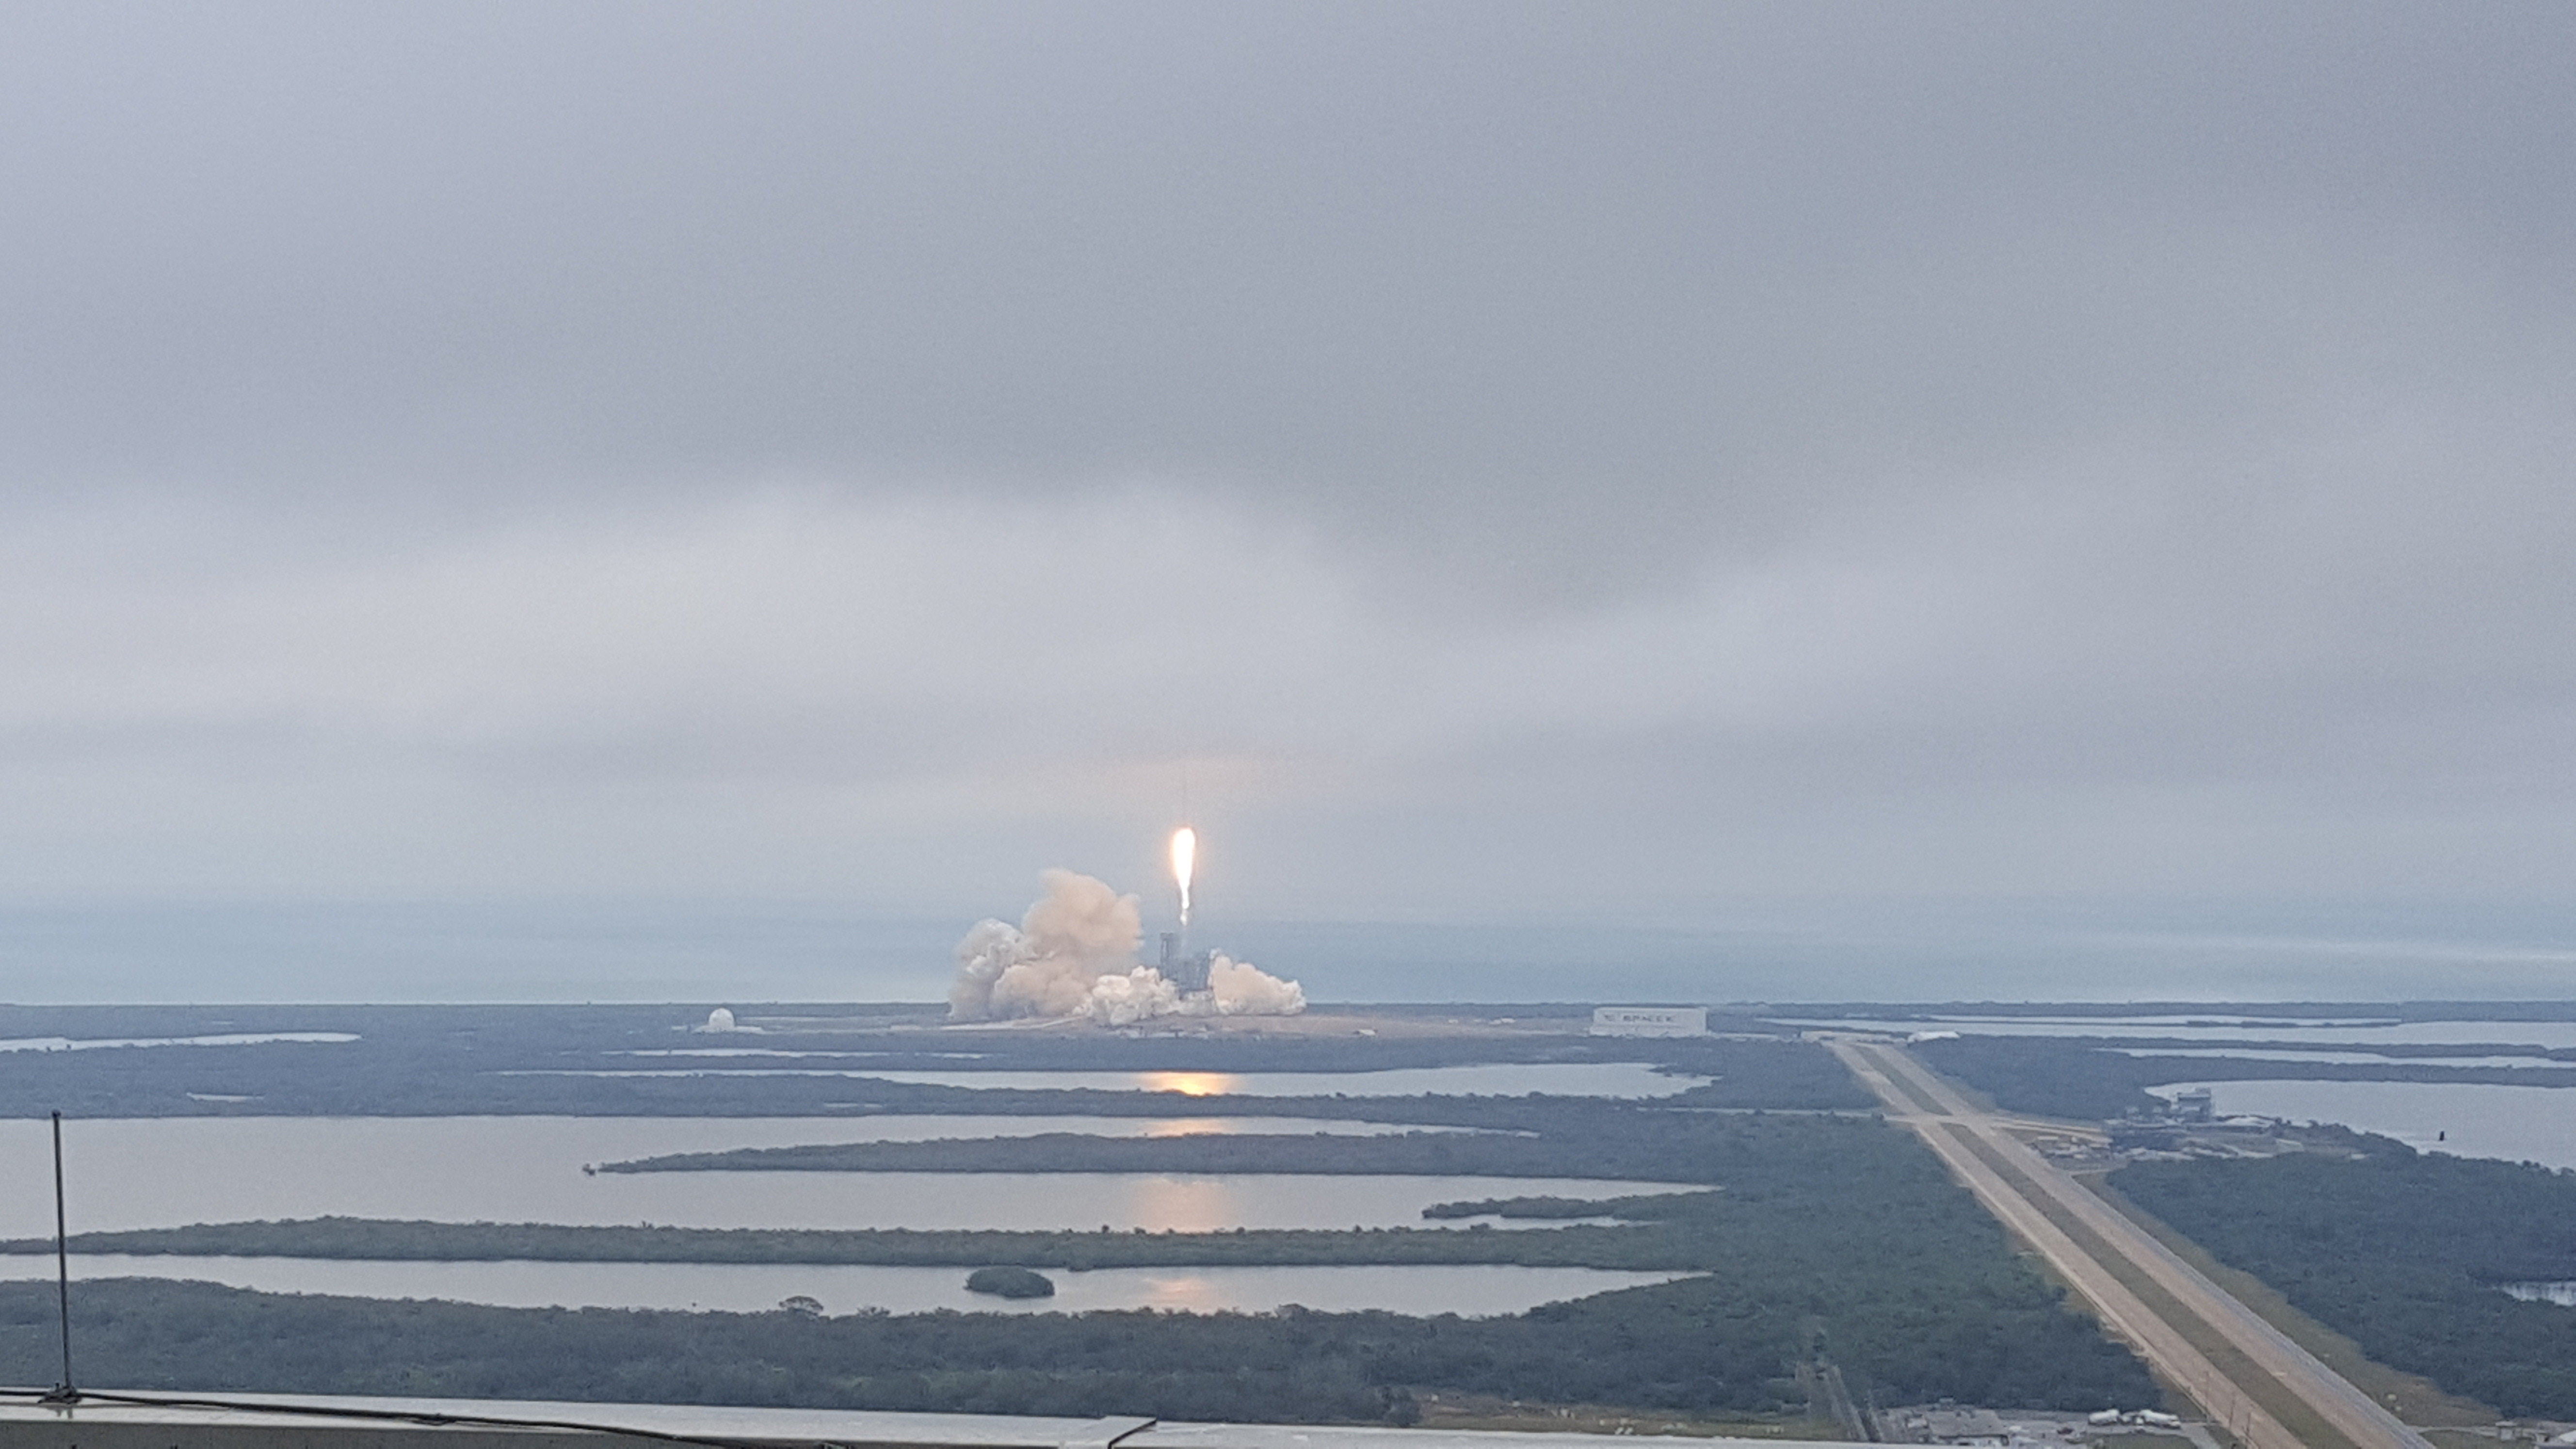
[1589,1006,1707,1037]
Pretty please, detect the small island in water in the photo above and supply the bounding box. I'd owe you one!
[965,1266,1056,1300]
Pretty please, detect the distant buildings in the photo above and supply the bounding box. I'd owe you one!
[1589,1006,1707,1037]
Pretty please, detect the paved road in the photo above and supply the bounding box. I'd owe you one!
[1826,1038,2432,1449]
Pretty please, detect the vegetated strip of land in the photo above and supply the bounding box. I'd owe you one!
[0,1273,2089,1430]
[2115,1139,2576,1419]
[0,1203,1722,1270]
[607,1126,1727,1177]
[582,1095,1897,1188]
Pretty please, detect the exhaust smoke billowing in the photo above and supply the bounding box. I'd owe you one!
[948,867,1305,1024]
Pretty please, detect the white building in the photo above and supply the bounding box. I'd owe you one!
[1589,1005,1707,1037]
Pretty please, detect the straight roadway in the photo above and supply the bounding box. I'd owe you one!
[1825,1037,2432,1449]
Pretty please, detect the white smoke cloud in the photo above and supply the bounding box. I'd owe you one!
[1085,966,1184,1025]
[947,868,1305,1024]
[948,869,1140,1021]
[1207,952,1306,1015]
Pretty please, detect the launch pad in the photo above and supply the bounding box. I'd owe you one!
[1155,932,1213,992]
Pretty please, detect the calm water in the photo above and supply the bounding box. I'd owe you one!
[2158,1080,2576,1169]
[0,1116,1676,1239]
[0,1256,1693,1318]
[1805,1016,2576,1054]
[2110,1047,2559,1068]
[660,1063,1709,1097]
[0,1031,358,1053]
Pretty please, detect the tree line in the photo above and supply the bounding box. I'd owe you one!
[6,1215,1705,1270]
[603,1110,1849,1179]
[2114,1138,2576,1418]
[0,1263,2148,1424]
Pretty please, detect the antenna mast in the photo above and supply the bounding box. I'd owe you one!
[41,1111,77,1404]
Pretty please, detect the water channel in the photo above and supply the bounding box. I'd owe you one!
[0,1256,1696,1318]
[1797,1015,2576,1055]
[0,1116,1684,1238]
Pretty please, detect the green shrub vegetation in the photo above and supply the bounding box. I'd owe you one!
[2114,1142,2576,1417]
[0,1266,2144,1424]
[603,1113,1821,1179]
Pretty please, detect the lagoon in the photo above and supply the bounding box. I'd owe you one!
[2157,1079,2576,1169]
[0,1116,1675,1239]
[0,1256,1694,1318]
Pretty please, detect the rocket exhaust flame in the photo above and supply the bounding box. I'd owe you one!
[1170,826,1196,929]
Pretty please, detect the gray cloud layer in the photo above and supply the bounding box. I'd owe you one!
[0,2,2571,926]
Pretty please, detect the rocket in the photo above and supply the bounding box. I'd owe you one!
[1160,826,1209,991]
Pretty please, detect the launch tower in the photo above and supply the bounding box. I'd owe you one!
[1157,932,1212,992]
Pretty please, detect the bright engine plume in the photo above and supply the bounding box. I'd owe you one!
[1170,826,1197,928]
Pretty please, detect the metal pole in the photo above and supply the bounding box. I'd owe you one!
[45,1110,76,1403]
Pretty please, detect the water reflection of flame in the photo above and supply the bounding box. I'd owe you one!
[1139,1071,1240,1096]
[1142,1117,1255,1138]
[1128,1175,1241,1233]
[1138,1273,1226,1312]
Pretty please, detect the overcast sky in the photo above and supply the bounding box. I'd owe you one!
[2,1,2572,952]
